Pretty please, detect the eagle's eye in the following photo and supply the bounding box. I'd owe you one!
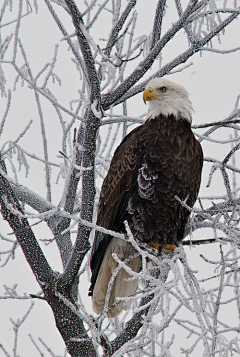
[159,86,167,93]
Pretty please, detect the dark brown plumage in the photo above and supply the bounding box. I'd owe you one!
[89,78,203,317]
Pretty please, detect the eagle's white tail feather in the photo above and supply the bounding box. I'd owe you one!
[92,237,141,318]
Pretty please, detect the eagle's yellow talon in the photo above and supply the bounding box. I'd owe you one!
[148,240,177,251]
[161,243,177,251]
[148,240,161,250]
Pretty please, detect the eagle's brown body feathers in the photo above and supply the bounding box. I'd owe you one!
[90,79,203,317]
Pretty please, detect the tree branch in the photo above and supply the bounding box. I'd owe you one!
[5,172,73,268]
[107,293,154,355]
[44,0,86,74]
[53,125,85,270]
[46,291,97,357]
[150,0,167,50]
[104,0,136,57]
[58,110,99,295]
[192,118,240,129]
[0,172,53,285]
[64,0,101,103]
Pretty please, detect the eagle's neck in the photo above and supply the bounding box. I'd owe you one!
[148,97,193,123]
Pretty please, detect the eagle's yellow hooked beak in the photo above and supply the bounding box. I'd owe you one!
[143,88,164,104]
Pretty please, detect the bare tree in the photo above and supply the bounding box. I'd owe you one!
[1,0,240,356]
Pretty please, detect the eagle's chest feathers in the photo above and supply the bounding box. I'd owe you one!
[126,115,196,244]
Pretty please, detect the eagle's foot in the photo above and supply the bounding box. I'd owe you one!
[148,240,177,254]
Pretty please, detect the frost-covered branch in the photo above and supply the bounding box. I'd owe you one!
[0,171,53,284]
[150,0,167,50]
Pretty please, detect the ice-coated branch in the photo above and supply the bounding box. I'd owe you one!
[199,45,240,54]
[1,284,39,300]
[45,288,97,357]
[188,7,240,22]
[222,141,240,166]
[85,0,110,30]
[150,0,167,50]
[101,113,145,125]
[28,334,45,357]
[57,119,99,295]
[179,250,212,354]
[192,117,240,129]
[8,173,73,267]
[204,156,240,175]
[64,0,101,104]
[44,0,86,73]
[199,109,240,143]
[0,89,11,137]
[0,172,53,285]
[211,246,225,355]
[11,302,35,357]
[18,40,52,201]
[107,292,154,355]
[0,238,18,267]
[103,0,136,58]
[174,0,196,45]
[220,166,233,201]
[5,170,126,242]
[12,0,23,64]
[12,61,84,119]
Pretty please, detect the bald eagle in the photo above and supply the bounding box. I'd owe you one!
[89,78,203,317]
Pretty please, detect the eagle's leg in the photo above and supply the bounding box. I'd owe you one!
[148,240,177,253]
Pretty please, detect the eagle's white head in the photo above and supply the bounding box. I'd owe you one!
[143,78,193,123]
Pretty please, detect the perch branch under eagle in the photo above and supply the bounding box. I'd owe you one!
[89,78,203,317]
